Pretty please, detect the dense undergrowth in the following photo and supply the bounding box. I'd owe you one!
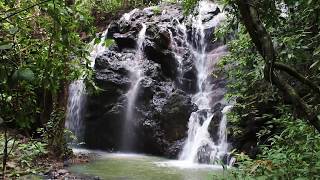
[214,114,320,179]
[0,133,48,178]
[210,0,320,179]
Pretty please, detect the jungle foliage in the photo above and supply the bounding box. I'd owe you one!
[0,0,96,177]
[212,0,320,178]
[0,0,161,178]
[184,0,320,178]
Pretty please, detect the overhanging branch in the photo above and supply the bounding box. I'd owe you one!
[271,71,320,132]
[236,0,320,132]
[274,62,320,95]
[0,0,52,22]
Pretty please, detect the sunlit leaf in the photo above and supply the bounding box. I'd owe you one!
[310,60,320,69]
[104,39,115,47]
[313,46,320,56]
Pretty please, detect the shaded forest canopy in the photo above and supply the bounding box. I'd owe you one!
[0,0,320,179]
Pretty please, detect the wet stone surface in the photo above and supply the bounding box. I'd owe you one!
[84,3,228,159]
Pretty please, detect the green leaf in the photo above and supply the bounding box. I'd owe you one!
[104,39,115,48]
[0,67,7,82]
[0,117,3,124]
[12,68,35,82]
[94,38,101,44]
[9,27,18,34]
[0,43,12,50]
[313,46,320,56]
[310,60,320,69]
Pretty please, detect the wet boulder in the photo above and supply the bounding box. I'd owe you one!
[144,41,178,78]
[113,32,137,50]
[197,145,215,164]
[158,89,197,142]
[180,54,197,93]
[106,21,119,39]
[165,139,185,158]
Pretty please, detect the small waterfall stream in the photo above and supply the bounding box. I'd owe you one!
[66,27,109,142]
[121,23,147,151]
[217,105,233,157]
[66,80,86,141]
[168,28,184,84]
[178,1,230,164]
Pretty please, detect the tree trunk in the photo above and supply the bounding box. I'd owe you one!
[49,81,68,158]
[2,128,8,180]
[236,0,320,132]
[39,88,53,125]
[124,0,129,9]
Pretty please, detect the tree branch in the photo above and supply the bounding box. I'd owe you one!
[0,0,52,22]
[271,71,320,132]
[236,0,275,83]
[274,62,320,95]
[236,0,320,132]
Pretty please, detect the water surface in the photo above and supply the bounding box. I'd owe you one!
[69,152,220,180]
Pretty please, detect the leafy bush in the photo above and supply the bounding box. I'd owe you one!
[0,134,48,178]
[210,0,320,179]
[151,6,161,15]
[222,114,320,179]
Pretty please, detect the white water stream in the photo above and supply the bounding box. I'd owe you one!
[66,9,142,145]
[177,1,231,164]
[66,27,110,142]
[121,23,147,151]
[125,23,147,121]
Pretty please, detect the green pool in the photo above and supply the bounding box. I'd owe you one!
[69,150,222,180]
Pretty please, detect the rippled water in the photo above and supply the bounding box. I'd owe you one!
[69,150,222,180]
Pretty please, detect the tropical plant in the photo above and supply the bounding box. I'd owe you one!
[183,0,320,178]
[0,0,95,177]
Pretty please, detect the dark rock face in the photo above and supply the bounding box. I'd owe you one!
[84,4,227,158]
[159,89,197,142]
[197,145,214,164]
[113,32,137,50]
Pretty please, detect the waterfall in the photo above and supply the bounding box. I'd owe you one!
[66,80,86,141]
[68,1,233,166]
[66,27,109,142]
[121,23,147,151]
[66,7,138,144]
[168,28,184,84]
[90,27,110,63]
[178,1,230,164]
[121,8,139,21]
[217,105,233,157]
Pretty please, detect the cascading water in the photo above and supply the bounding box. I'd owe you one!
[121,23,147,151]
[178,1,230,164]
[217,105,233,157]
[70,1,233,168]
[66,7,140,143]
[66,27,109,142]
[121,8,139,21]
[66,80,86,141]
[90,27,110,63]
[168,28,184,84]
